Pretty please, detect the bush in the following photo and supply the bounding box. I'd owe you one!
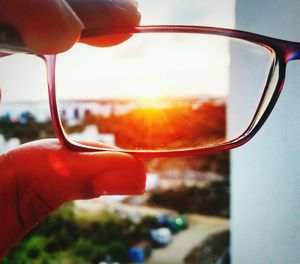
[149,181,230,217]
[2,203,156,264]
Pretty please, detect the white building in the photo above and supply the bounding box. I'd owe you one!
[230,1,300,263]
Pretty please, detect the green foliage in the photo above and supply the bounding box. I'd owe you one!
[2,203,161,263]
[149,181,230,217]
[71,238,97,260]
[0,118,55,143]
[107,241,128,262]
[23,236,47,259]
[140,215,160,229]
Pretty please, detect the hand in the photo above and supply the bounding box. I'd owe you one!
[0,139,146,258]
[0,0,141,54]
[0,0,144,258]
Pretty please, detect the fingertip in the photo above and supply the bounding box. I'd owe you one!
[82,151,146,198]
[69,0,141,47]
[5,0,83,54]
[44,147,146,201]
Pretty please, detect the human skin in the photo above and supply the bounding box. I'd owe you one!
[0,0,145,259]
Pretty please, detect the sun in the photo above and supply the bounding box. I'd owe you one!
[135,83,168,108]
[139,84,163,99]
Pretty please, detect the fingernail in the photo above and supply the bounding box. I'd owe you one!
[114,0,139,10]
[93,169,145,196]
[114,0,141,22]
[60,1,84,30]
[128,0,139,9]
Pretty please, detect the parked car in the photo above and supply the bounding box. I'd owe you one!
[150,227,172,246]
[129,241,152,263]
[157,214,188,233]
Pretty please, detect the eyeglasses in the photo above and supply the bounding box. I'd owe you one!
[1,25,299,157]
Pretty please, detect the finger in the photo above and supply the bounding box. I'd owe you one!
[7,139,146,210]
[0,52,9,57]
[0,0,83,54]
[0,139,145,254]
[67,0,141,46]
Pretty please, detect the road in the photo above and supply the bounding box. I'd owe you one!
[74,198,229,264]
[146,215,229,264]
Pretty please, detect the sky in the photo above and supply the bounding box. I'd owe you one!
[0,0,235,102]
[138,0,234,27]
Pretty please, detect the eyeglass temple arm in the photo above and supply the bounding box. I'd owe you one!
[282,40,300,62]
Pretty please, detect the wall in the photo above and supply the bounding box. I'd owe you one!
[231,1,300,263]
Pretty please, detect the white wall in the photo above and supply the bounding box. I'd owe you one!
[231,1,300,263]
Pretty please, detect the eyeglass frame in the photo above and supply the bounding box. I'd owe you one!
[1,25,300,158]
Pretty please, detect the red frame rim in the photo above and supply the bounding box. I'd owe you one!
[45,25,297,157]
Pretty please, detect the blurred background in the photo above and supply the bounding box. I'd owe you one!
[2,1,233,264]
[8,1,297,264]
